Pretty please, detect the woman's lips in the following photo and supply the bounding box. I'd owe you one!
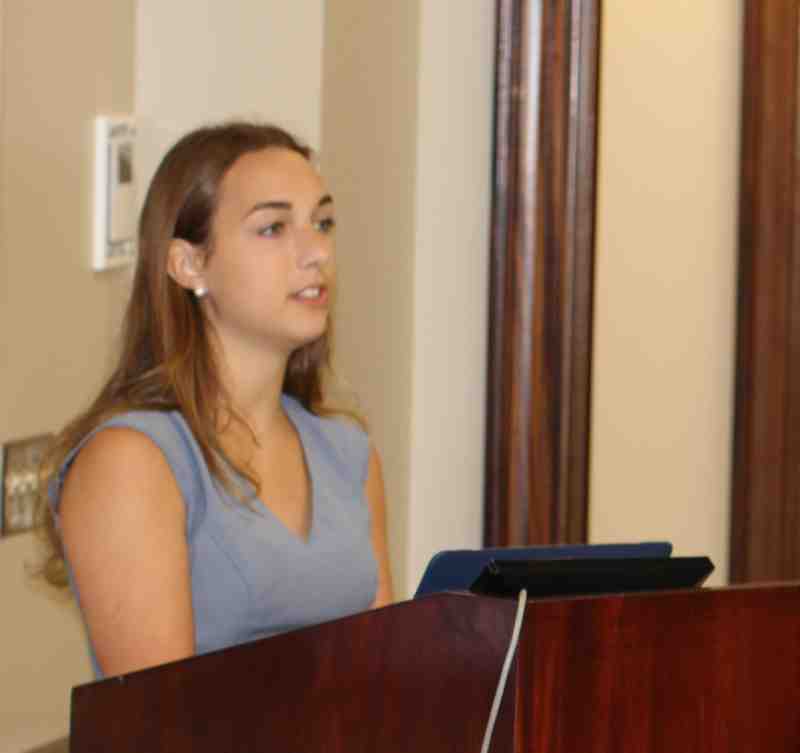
[291,285,329,306]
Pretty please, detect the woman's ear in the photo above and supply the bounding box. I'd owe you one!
[167,239,206,293]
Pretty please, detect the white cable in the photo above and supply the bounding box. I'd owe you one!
[479,588,528,753]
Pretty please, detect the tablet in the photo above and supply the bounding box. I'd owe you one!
[469,556,714,598]
[414,541,674,598]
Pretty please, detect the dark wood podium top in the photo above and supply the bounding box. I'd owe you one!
[70,583,800,753]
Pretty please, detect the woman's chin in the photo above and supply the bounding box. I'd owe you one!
[286,321,329,352]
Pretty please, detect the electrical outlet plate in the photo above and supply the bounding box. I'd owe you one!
[1,433,52,537]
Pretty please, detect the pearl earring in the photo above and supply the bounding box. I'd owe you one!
[193,287,207,298]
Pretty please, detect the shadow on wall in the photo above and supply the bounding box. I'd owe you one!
[21,738,69,753]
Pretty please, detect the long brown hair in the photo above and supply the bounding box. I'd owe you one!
[39,121,347,586]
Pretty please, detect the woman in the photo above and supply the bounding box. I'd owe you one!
[42,122,393,679]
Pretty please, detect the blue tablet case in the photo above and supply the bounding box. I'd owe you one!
[414,541,673,598]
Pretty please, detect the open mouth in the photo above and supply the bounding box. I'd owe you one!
[292,285,327,302]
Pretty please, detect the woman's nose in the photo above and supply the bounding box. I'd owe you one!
[297,226,332,268]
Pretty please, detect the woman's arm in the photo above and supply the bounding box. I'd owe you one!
[364,446,394,607]
[59,427,194,676]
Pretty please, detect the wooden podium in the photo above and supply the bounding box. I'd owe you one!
[70,583,800,752]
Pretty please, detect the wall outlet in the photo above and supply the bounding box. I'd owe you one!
[1,433,52,536]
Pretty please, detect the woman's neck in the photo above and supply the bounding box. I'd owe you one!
[214,338,291,440]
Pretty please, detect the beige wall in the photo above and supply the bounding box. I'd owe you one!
[0,1,135,748]
[589,1,743,584]
[320,1,420,595]
[406,2,495,591]
[135,0,324,200]
[321,1,495,596]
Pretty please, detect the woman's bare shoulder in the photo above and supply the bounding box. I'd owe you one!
[58,425,194,676]
[60,425,185,520]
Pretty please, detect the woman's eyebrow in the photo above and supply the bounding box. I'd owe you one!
[244,194,334,218]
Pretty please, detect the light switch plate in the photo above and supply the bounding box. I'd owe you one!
[93,115,137,271]
[1,433,52,536]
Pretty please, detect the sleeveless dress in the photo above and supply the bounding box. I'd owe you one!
[49,395,378,678]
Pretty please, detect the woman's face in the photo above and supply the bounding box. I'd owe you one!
[198,147,335,360]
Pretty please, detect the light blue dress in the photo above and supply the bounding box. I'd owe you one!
[50,395,378,678]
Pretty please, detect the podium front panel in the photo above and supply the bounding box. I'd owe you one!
[70,594,519,753]
[513,583,800,753]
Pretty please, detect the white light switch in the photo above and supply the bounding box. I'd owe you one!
[93,115,137,270]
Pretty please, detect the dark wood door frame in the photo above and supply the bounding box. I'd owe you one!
[484,0,601,546]
[731,0,800,582]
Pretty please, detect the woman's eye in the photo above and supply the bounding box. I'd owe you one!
[259,222,284,237]
[315,217,336,234]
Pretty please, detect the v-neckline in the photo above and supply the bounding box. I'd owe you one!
[257,395,315,545]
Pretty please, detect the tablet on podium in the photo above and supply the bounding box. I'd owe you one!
[414,541,674,597]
